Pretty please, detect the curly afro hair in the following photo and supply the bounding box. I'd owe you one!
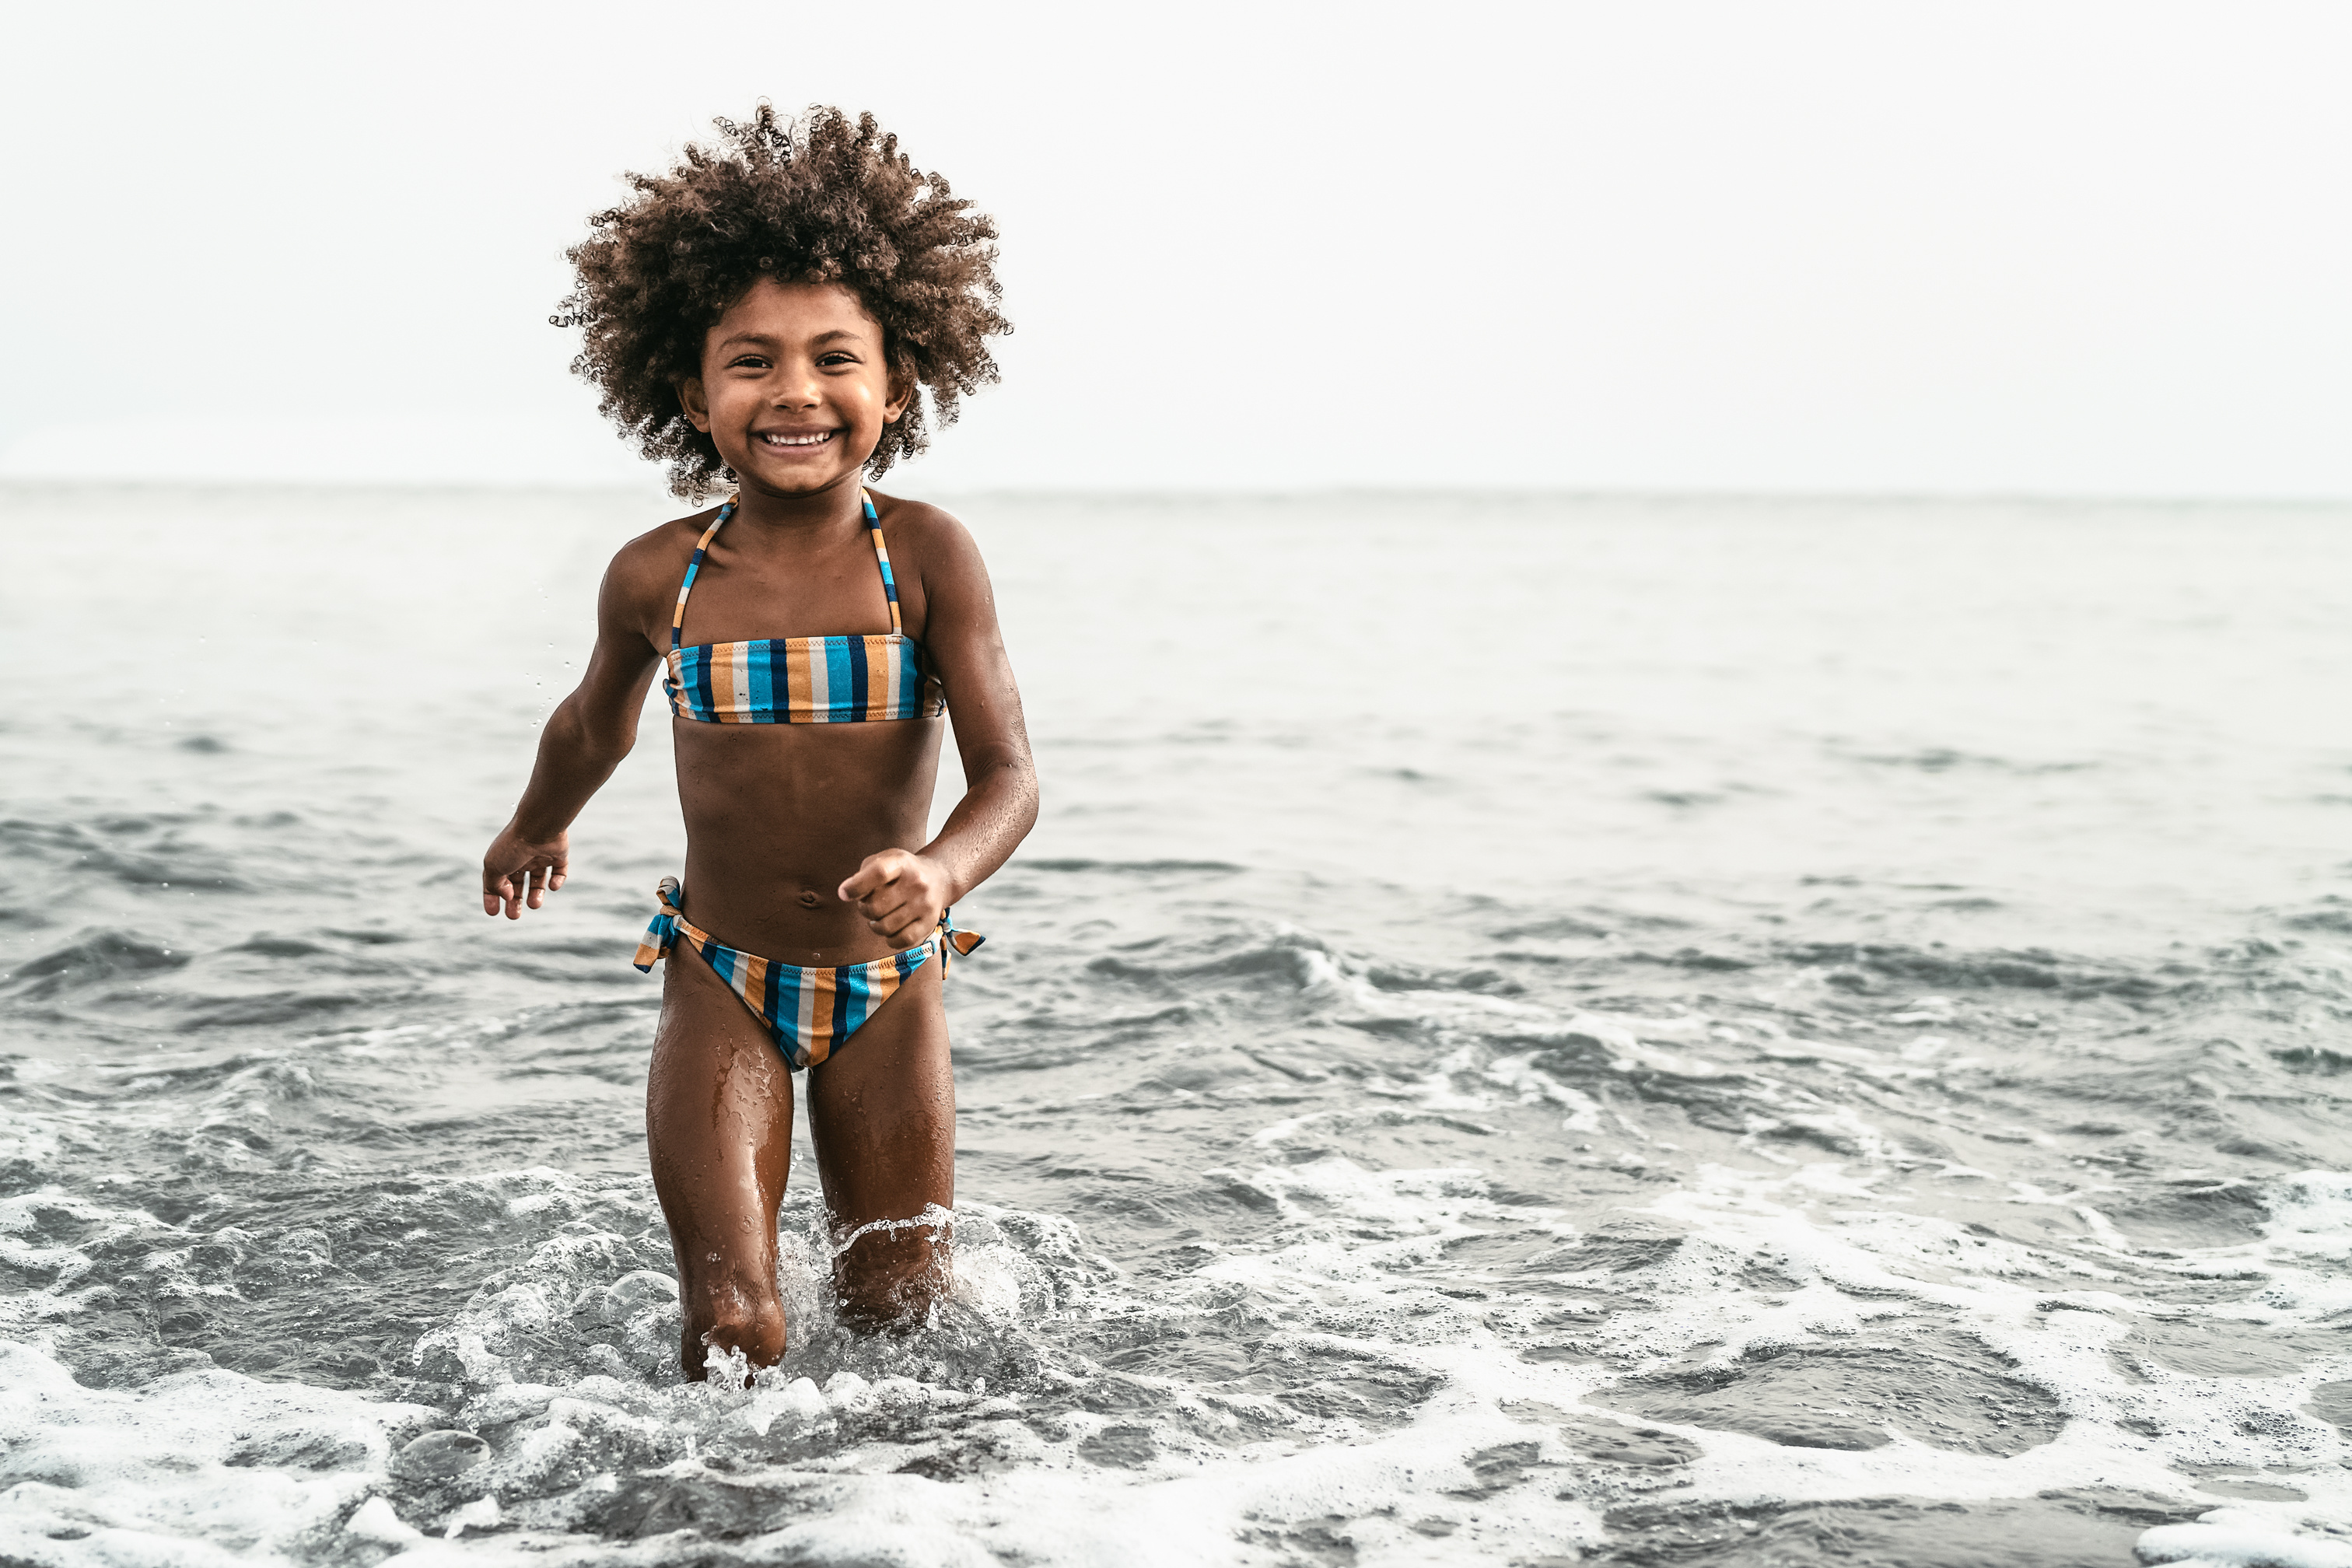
[555,104,1008,495]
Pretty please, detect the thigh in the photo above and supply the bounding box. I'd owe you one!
[806,953,955,1309]
[646,946,795,1304]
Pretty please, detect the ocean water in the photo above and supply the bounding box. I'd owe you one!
[1,481,2349,1567]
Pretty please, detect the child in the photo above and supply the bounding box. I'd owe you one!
[479,107,1035,1378]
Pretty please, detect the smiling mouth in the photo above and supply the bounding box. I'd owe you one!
[758,429,838,450]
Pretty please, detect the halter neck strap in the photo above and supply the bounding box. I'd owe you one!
[863,488,905,638]
[670,496,736,651]
[668,488,902,650]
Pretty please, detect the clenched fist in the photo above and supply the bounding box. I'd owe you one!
[838,849,954,949]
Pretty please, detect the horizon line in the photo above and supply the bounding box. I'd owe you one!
[5,475,2351,509]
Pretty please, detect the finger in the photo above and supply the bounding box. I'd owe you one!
[857,886,915,924]
[486,873,514,917]
[879,908,933,944]
[838,854,902,902]
[527,866,547,909]
[549,862,568,891]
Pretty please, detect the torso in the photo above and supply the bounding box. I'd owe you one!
[632,490,950,967]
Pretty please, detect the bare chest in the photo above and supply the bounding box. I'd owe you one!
[669,535,926,649]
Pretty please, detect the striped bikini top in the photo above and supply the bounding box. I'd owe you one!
[664,489,945,725]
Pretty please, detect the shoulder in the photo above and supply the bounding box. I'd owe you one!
[599,506,725,621]
[866,491,985,572]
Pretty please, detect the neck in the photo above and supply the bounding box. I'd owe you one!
[728,472,867,534]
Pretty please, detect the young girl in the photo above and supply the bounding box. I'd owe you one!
[478,107,1035,1378]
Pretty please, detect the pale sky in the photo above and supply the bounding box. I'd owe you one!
[2,1,2347,495]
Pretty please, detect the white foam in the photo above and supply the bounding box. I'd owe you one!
[1584,1155,2352,1563]
[346,1495,423,1545]
[737,1375,828,1437]
[0,1338,429,1564]
[2139,1510,2352,1568]
[441,1494,502,1540]
[0,1089,2340,1567]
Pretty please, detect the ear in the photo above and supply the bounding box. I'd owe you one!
[677,377,712,432]
[884,375,912,425]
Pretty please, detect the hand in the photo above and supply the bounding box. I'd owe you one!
[838,849,953,950]
[482,824,569,919]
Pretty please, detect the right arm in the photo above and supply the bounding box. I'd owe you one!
[481,552,665,919]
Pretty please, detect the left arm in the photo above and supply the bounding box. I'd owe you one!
[838,513,1038,947]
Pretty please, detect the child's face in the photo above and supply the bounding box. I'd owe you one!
[680,278,909,497]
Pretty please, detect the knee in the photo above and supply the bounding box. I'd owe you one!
[834,1275,930,1327]
[681,1292,785,1376]
[833,1232,948,1326]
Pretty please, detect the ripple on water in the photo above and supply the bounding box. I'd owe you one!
[1597,1327,2069,1455]
[1602,1489,2202,1567]
[2,930,188,996]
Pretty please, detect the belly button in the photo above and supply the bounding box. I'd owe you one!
[797,891,822,909]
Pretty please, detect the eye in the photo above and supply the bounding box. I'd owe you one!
[728,355,770,370]
[817,352,858,367]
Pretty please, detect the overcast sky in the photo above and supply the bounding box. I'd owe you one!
[2,1,2347,495]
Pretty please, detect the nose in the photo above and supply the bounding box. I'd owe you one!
[770,362,821,409]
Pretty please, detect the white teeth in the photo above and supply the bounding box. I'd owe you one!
[762,432,832,446]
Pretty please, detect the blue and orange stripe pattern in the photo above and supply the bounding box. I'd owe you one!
[663,489,945,725]
[633,878,982,1070]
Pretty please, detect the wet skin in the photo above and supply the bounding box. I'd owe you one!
[481,280,1038,1376]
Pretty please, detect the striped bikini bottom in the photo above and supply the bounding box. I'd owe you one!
[632,877,982,1070]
